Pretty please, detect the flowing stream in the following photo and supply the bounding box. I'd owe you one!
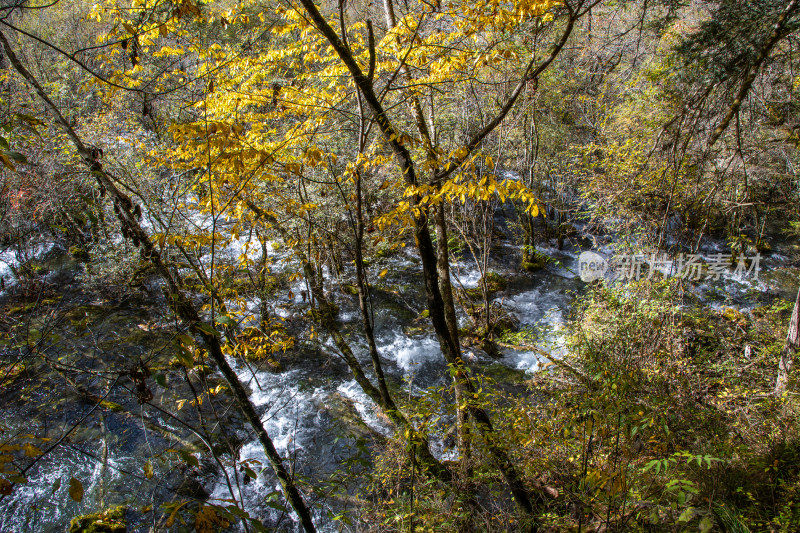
[0,222,795,532]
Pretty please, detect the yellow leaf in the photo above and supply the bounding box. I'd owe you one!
[379,269,388,278]
[0,153,16,170]
[166,501,190,527]
[68,477,84,502]
[23,444,41,458]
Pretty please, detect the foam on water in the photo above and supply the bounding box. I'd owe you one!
[209,364,332,528]
[336,380,393,437]
[378,334,442,374]
[0,438,140,533]
[0,242,57,290]
[0,247,16,290]
[504,287,569,327]
[452,264,481,289]
[503,311,567,373]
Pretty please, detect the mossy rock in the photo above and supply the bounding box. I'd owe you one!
[720,307,747,325]
[463,287,481,299]
[405,312,433,337]
[481,362,529,384]
[6,302,39,315]
[69,245,90,262]
[763,267,800,301]
[6,296,63,316]
[69,506,127,533]
[558,223,578,237]
[480,271,507,292]
[404,325,428,337]
[340,283,359,296]
[318,392,381,440]
[492,314,520,335]
[462,272,508,300]
[521,253,549,271]
[480,338,502,357]
[307,302,340,323]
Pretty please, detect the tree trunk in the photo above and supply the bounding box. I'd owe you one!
[522,212,536,264]
[776,286,800,394]
[294,0,540,515]
[0,31,317,533]
[435,205,476,529]
[247,202,451,482]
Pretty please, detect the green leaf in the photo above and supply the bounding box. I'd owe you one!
[677,506,695,522]
[175,333,195,345]
[215,315,236,327]
[195,323,217,337]
[225,505,250,519]
[7,151,27,164]
[174,346,194,367]
[178,450,199,468]
[15,113,44,126]
[264,500,287,512]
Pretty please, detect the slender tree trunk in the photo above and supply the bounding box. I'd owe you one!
[434,206,460,353]
[382,0,472,489]
[0,31,317,533]
[776,286,800,394]
[247,203,451,481]
[352,171,396,413]
[522,212,536,264]
[293,0,563,515]
[435,205,475,528]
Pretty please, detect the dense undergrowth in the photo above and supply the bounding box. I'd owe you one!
[357,280,799,532]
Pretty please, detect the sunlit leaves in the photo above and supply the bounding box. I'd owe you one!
[376,172,540,230]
